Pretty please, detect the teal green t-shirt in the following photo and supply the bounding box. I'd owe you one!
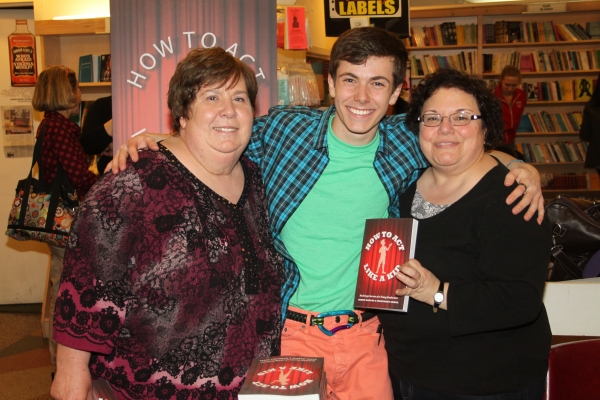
[284,117,389,312]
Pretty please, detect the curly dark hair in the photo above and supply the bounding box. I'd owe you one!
[406,68,503,150]
[167,47,258,133]
[329,26,407,90]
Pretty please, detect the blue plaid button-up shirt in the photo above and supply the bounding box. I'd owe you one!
[245,105,428,321]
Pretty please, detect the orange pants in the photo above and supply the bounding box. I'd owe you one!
[281,306,393,400]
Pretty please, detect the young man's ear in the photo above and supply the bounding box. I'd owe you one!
[327,74,336,98]
[388,84,402,105]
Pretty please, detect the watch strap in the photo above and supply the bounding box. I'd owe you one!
[433,281,444,313]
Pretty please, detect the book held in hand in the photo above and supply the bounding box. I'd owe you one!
[354,218,418,312]
[239,356,326,399]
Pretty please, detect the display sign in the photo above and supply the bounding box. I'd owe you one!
[329,0,402,18]
[323,0,409,38]
[110,0,277,148]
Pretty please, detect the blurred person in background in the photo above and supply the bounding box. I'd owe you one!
[80,95,113,174]
[32,65,98,366]
[495,65,526,150]
[579,74,600,176]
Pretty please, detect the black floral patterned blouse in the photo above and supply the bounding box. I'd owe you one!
[53,145,284,400]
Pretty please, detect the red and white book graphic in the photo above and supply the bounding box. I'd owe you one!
[239,356,325,399]
[354,218,418,312]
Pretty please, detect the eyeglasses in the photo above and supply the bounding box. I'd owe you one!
[418,112,482,127]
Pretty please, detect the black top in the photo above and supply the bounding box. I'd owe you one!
[579,103,600,169]
[80,95,112,173]
[379,162,552,396]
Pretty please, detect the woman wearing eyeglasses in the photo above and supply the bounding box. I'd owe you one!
[378,68,552,400]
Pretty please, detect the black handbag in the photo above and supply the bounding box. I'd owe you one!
[545,195,600,281]
[5,125,79,248]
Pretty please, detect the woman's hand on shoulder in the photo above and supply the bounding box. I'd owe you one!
[503,162,544,224]
[105,133,169,174]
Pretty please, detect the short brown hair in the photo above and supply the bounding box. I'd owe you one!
[329,27,408,90]
[500,65,522,81]
[167,47,258,132]
[32,65,78,112]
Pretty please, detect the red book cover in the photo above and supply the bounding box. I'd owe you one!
[284,6,308,50]
[354,218,418,312]
[239,357,325,399]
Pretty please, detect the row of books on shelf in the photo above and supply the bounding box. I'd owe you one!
[483,20,599,44]
[409,51,477,76]
[78,53,111,83]
[541,172,598,190]
[516,141,588,164]
[482,49,600,74]
[518,111,583,133]
[406,23,478,47]
[523,78,596,102]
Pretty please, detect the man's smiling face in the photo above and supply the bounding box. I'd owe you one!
[328,56,401,146]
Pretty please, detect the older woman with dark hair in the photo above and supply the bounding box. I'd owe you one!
[50,48,284,400]
[379,68,552,400]
[32,65,98,365]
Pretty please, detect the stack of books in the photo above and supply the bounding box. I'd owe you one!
[407,23,476,47]
[519,111,583,133]
[410,51,478,76]
[239,357,326,399]
[482,49,600,74]
[523,78,596,102]
[541,172,597,190]
[78,53,111,83]
[516,141,588,164]
[483,20,594,43]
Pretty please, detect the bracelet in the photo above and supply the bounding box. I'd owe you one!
[506,159,524,169]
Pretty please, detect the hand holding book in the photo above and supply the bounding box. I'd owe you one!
[395,259,447,311]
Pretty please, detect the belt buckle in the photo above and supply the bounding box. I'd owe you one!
[313,310,359,336]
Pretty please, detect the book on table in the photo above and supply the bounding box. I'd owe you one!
[354,218,418,312]
[239,356,326,399]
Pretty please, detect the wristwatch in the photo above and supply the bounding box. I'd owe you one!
[433,281,445,313]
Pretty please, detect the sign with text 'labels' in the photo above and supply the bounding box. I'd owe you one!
[324,0,409,37]
[329,0,402,18]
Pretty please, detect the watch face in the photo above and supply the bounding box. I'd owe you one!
[434,292,444,303]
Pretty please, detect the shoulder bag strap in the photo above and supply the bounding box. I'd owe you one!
[550,246,584,280]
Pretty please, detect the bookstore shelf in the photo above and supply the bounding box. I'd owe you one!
[482,40,600,49]
[34,18,111,101]
[530,162,586,166]
[404,1,600,199]
[407,44,478,51]
[543,189,599,195]
[484,71,600,78]
[517,132,579,137]
[526,101,590,106]
[34,18,109,36]
[79,82,111,88]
